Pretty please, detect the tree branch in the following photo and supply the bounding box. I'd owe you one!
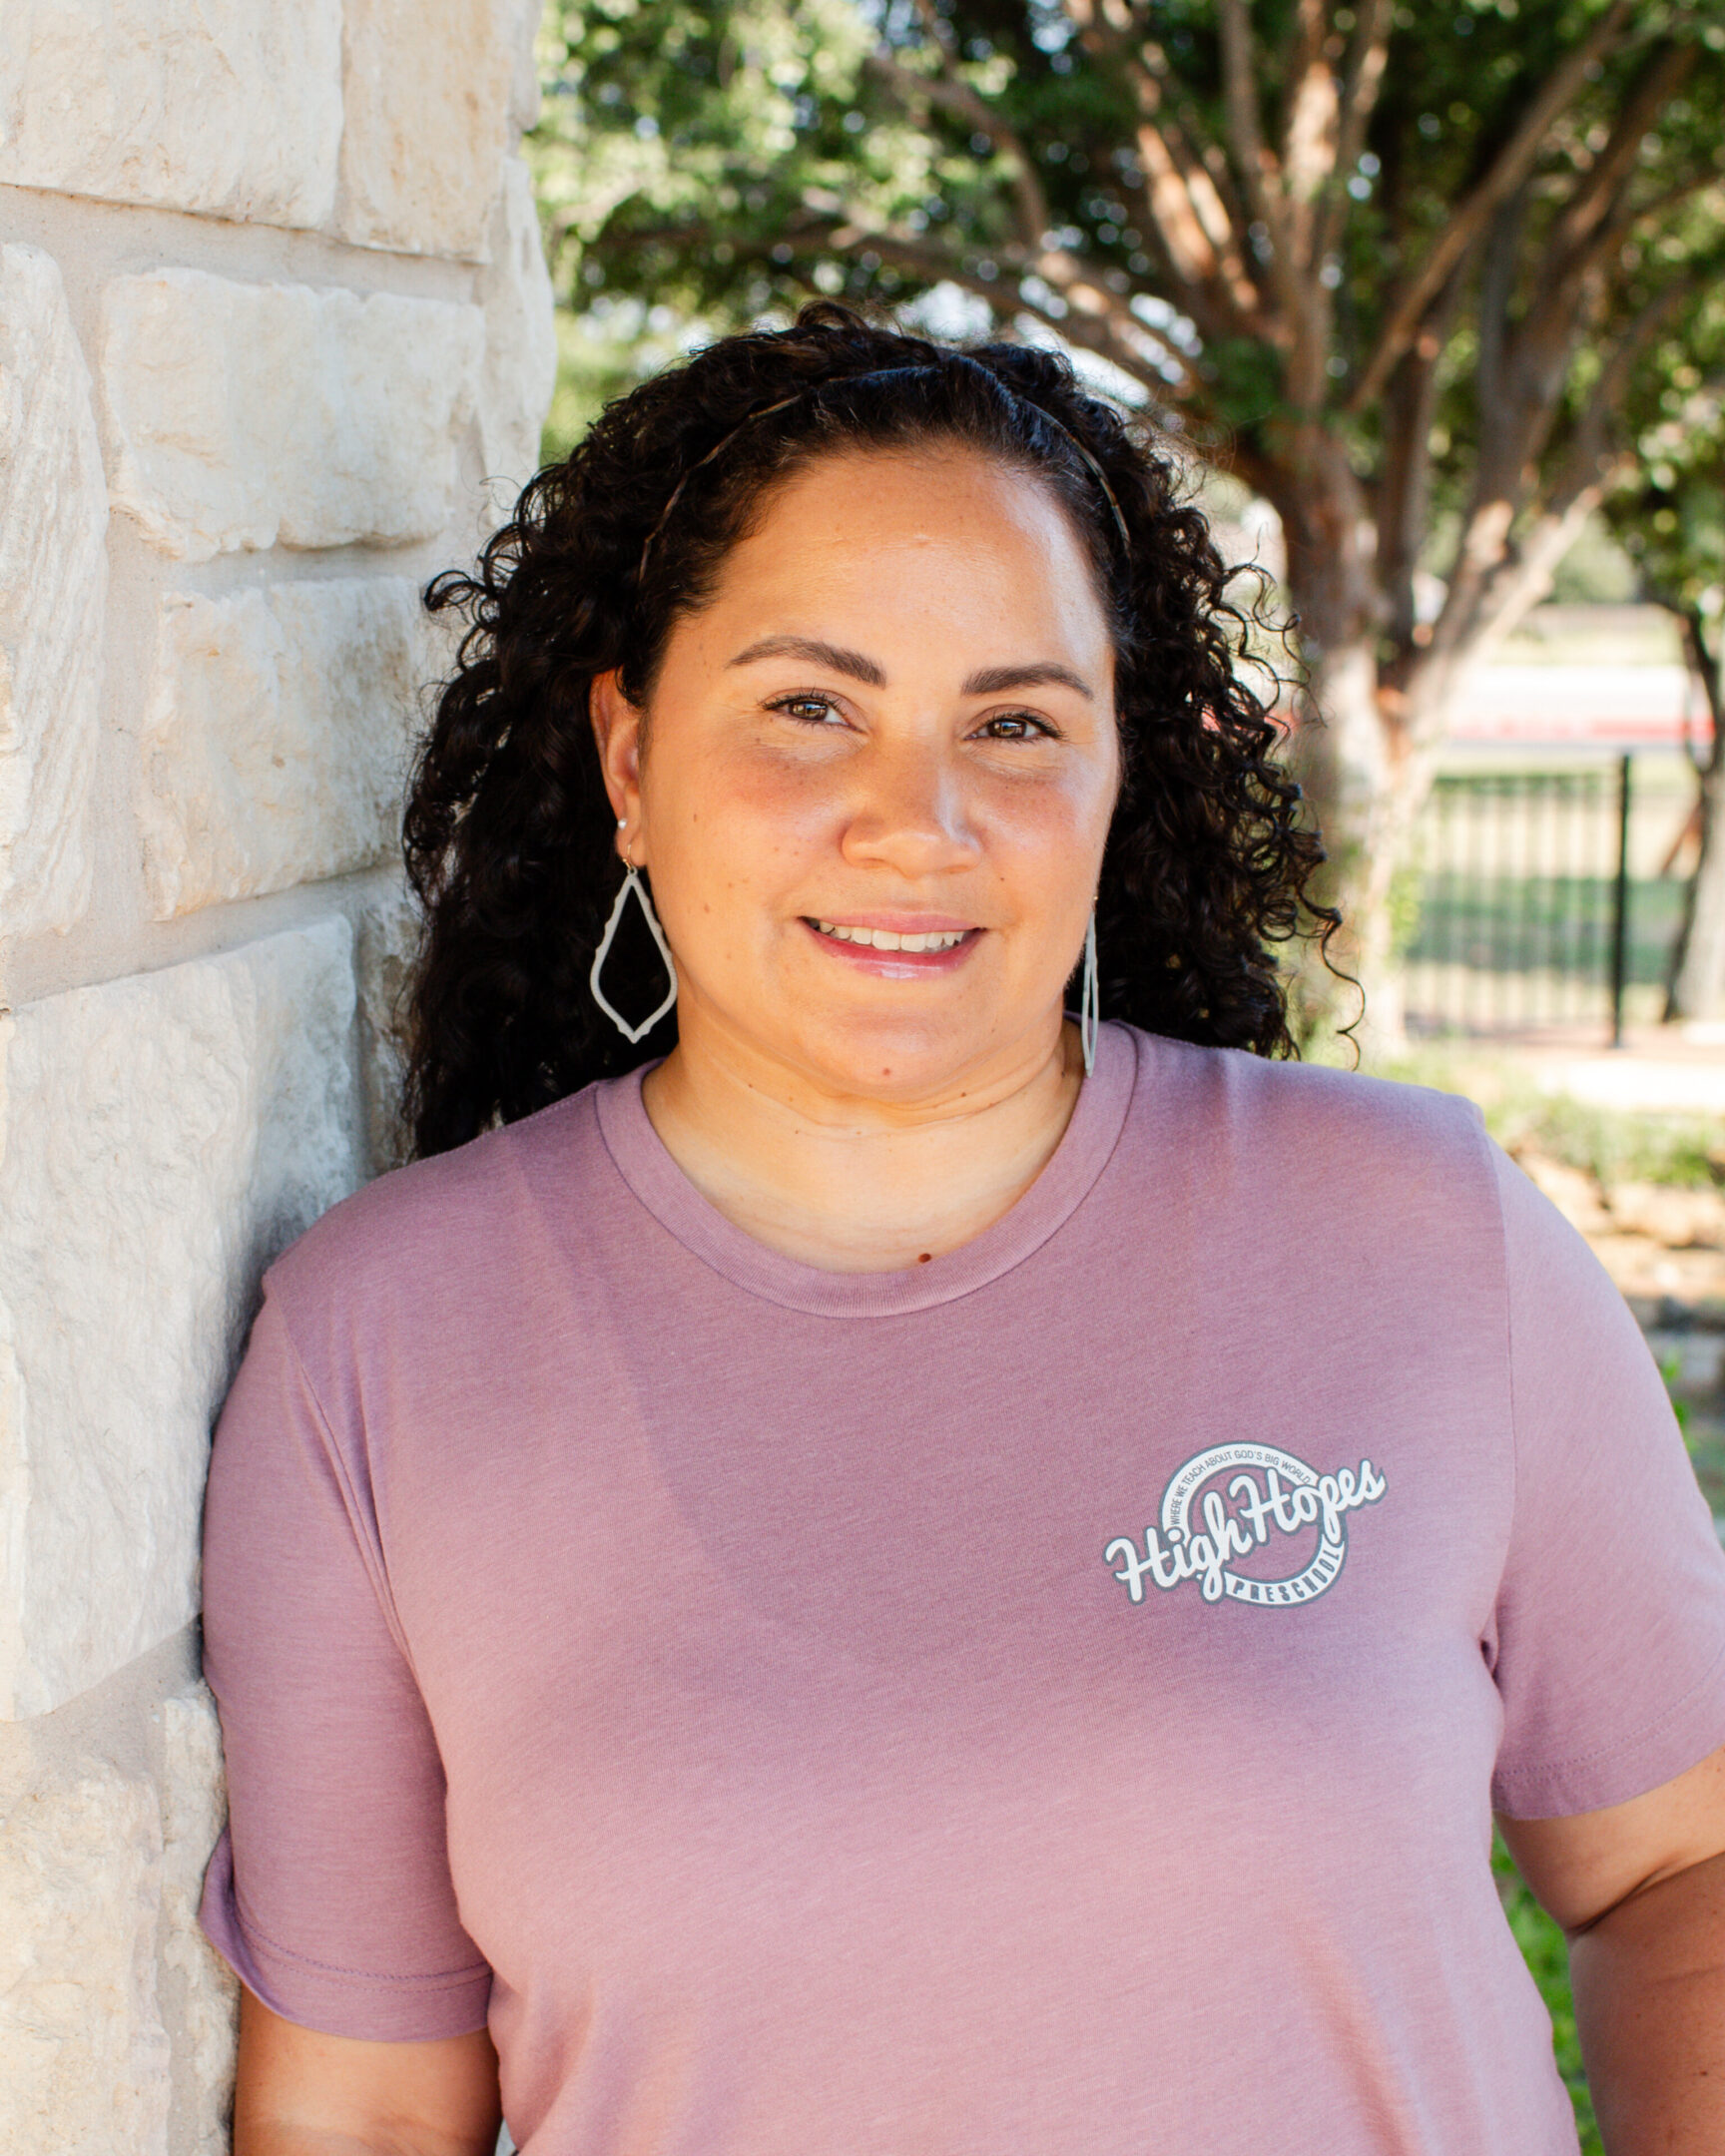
[1472,186,1528,469]
[795,200,1202,396]
[1674,605,1725,749]
[1216,0,1318,388]
[1349,0,1636,410]
[1313,0,1393,273]
[1433,275,1693,675]
[1217,0,1277,221]
[865,36,1048,257]
[1282,0,1339,267]
[1507,39,1699,384]
[1062,2,1264,336]
[1376,260,1470,667]
[1550,40,1696,266]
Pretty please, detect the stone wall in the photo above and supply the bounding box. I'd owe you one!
[0,5,556,2146]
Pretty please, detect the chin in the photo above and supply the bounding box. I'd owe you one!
[788,1013,1005,1101]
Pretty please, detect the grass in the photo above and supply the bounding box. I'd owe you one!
[1495,1835,1601,2153]
[1376,1046,1725,1191]
[1485,1085,1725,1191]
[1390,1061,1715,2154]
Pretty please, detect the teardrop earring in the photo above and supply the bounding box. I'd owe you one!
[590,820,678,1045]
[1080,907,1099,1077]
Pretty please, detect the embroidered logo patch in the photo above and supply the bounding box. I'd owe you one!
[1104,1442,1388,1608]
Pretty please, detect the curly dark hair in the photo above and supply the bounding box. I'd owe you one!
[402,301,1337,1159]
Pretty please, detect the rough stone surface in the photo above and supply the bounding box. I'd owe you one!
[0,1638,235,2156]
[0,0,342,229]
[477,158,558,496]
[103,270,483,562]
[0,243,108,938]
[161,1681,239,2156]
[1,1,549,2142]
[0,922,361,1718]
[140,580,422,917]
[0,1744,170,2155]
[338,0,533,259]
[356,879,422,1177]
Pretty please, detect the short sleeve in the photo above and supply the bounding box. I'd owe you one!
[1489,1144,1725,1818]
[199,1285,492,2038]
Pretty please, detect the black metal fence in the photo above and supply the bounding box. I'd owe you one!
[1403,757,1693,1040]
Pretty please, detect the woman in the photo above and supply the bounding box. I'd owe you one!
[202,305,1725,2155]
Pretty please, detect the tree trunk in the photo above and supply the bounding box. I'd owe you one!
[1269,437,1421,1053]
[1663,611,1725,1024]
[1667,758,1725,1022]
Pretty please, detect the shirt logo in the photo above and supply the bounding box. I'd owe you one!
[1104,1442,1388,1609]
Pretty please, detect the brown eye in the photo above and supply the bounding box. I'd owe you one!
[773,695,841,725]
[977,713,1052,742]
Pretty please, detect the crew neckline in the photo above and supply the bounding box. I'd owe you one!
[589,1021,1141,1319]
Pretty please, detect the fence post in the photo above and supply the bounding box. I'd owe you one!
[1609,752,1633,1048]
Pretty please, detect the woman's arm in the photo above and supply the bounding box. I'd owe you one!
[1500,1740,1725,2153]
[234,1990,503,2156]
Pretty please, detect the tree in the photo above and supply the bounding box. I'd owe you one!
[530,0,1725,1023]
[1601,278,1725,1021]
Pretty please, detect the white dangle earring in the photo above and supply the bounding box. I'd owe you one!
[590,818,679,1044]
[1080,906,1100,1077]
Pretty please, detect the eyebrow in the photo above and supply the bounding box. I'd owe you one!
[727,636,1094,702]
[727,635,885,686]
[961,661,1094,701]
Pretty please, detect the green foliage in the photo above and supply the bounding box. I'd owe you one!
[530,0,919,439]
[1601,274,1725,675]
[529,0,1725,502]
[1659,1352,1695,1442]
[1492,1835,1601,2155]
[525,0,1725,969]
[1384,854,1427,965]
[1546,514,1639,607]
[1380,1047,1725,1189]
[1486,1086,1725,1192]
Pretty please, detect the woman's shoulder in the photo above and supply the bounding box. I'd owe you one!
[1121,1026,1492,1191]
[1132,1025,1482,1130]
[263,1084,606,1320]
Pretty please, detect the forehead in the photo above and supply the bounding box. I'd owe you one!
[690,445,1114,667]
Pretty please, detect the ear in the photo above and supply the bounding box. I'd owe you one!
[589,670,645,860]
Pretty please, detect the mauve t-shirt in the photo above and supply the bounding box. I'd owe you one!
[201,1023,1725,2154]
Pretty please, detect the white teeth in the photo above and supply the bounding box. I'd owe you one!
[813,921,967,951]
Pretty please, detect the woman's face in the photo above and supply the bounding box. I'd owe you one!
[594,445,1121,1103]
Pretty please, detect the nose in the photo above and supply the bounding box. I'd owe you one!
[839,736,982,881]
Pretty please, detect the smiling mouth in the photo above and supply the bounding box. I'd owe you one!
[808,919,976,953]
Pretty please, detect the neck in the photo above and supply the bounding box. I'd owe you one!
[640,1014,1086,1273]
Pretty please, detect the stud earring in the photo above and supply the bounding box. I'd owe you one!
[590,817,678,1044]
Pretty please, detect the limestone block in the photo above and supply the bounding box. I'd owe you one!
[510,0,544,134]
[356,879,422,1176]
[338,0,535,258]
[0,921,361,1718]
[477,159,558,497]
[0,0,341,228]
[103,271,483,562]
[0,1747,170,2155]
[140,580,421,917]
[161,1681,239,2155]
[0,244,107,937]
